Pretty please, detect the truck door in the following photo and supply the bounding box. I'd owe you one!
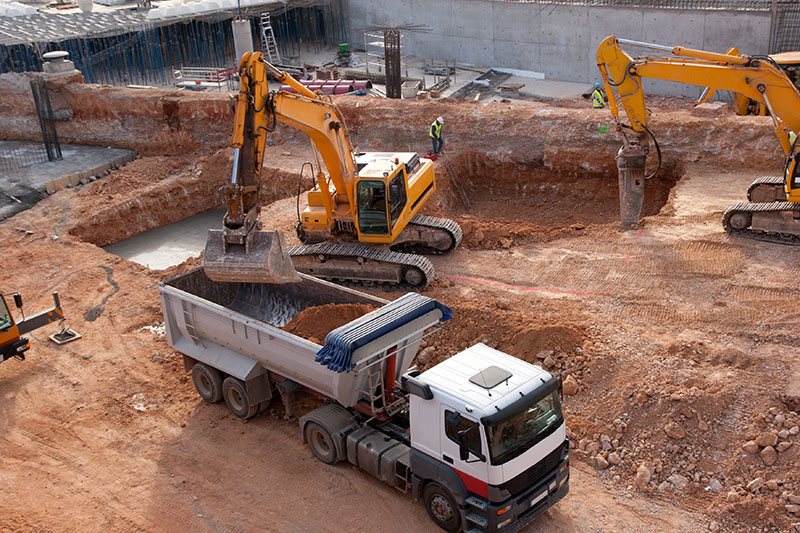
[439,405,489,497]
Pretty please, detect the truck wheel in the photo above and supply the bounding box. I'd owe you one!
[222,377,256,419]
[191,363,223,403]
[304,421,338,464]
[423,483,462,533]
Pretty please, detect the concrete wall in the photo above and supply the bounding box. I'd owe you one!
[344,0,772,96]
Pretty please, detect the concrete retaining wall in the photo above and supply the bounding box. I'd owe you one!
[344,0,772,96]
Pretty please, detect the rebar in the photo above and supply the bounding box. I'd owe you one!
[383,29,401,99]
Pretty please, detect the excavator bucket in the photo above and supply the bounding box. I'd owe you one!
[203,229,300,284]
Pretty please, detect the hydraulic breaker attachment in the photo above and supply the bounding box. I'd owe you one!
[203,229,300,284]
[616,143,647,226]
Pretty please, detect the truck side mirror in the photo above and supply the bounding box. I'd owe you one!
[557,374,563,402]
[457,427,486,463]
[458,430,470,461]
[13,293,22,309]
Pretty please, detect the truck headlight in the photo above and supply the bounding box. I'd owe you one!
[498,517,513,529]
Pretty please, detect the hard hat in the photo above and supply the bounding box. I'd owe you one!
[595,83,601,88]
[437,116,443,124]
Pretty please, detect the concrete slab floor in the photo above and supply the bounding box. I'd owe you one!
[0,141,135,219]
[264,48,589,102]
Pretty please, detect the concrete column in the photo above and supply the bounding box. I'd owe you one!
[232,18,254,63]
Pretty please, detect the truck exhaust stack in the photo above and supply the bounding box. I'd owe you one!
[203,229,300,284]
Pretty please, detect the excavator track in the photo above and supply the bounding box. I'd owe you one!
[390,215,463,255]
[722,201,800,245]
[288,242,436,289]
[747,175,786,202]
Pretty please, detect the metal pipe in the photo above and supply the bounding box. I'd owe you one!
[616,38,674,52]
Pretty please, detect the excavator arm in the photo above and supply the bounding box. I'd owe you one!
[596,35,800,225]
[204,52,358,284]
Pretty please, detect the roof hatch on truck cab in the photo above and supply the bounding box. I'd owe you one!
[469,366,512,389]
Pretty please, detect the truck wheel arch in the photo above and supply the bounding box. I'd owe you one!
[410,449,468,505]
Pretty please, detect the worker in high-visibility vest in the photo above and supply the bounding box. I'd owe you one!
[592,83,605,109]
[429,116,444,155]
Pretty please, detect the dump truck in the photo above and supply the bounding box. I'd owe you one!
[159,269,569,532]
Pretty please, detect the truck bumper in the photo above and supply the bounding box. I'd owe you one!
[2,337,29,362]
[470,457,569,533]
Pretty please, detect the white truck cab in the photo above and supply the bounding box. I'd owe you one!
[403,344,569,532]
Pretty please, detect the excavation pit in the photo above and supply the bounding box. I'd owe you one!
[437,152,681,248]
[103,208,225,269]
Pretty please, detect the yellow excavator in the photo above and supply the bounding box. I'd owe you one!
[203,52,461,288]
[596,35,800,244]
[1,291,67,363]
[697,49,800,116]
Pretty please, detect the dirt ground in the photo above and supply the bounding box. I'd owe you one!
[1,87,799,533]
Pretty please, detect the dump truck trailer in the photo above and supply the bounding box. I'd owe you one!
[159,269,569,532]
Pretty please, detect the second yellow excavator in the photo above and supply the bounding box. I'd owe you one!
[697,49,800,116]
[596,35,800,244]
[203,52,461,288]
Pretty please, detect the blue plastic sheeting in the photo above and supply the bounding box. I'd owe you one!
[315,293,453,373]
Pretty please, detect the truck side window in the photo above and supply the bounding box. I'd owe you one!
[444,410,481,457]
[0,298,11,330]
[388,172,407,228]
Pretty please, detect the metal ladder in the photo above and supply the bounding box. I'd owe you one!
[365,356,386,413]
[259,14,281,64]
[181,300,203,346]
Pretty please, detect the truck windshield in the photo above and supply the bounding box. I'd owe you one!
[0,297,12,330]
[357,180,389,235]
[484,391,563,465]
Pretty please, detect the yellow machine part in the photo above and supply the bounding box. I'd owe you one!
[203,229,299,284]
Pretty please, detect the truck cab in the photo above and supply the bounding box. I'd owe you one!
[404,344,569,532]
[0,293,28,362]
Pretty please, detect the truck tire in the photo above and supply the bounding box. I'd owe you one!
[222,376,256,419]
[423,483,462,533]
[191,363,223,403]
[304,421,338,464]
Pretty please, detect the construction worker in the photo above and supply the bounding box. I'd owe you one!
[592,83,605,109]
[429,116,444,155]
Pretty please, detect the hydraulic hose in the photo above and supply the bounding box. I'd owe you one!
[297,162,314,226]
[639,122,662,180]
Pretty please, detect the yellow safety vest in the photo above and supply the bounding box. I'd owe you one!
[592,89,605,108]
[430,121,442,139]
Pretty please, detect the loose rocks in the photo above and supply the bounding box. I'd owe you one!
[664,421,686,440]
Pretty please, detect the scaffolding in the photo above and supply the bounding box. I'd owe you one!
[0,0,348,87]
[363,30,405,75]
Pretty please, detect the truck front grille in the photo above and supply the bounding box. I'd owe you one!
[498,441,566,497]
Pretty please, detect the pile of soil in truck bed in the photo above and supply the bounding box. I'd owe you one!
[282,303,378,344]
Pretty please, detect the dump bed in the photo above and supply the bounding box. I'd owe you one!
[159,268,445,407]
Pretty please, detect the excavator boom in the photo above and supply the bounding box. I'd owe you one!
[203,53,300,284]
